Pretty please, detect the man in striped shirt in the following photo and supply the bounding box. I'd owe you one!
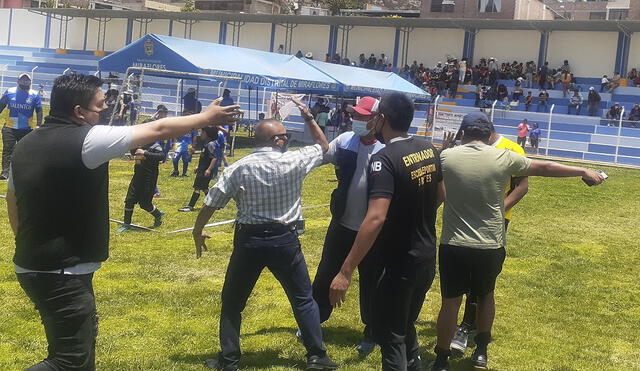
[192,100,339,371]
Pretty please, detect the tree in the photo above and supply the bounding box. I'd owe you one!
[181,0,198,12]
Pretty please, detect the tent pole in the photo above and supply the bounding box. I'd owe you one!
[180,79,184,115]
[231,81,242,157]
[175,79,182,116]
[196,79,200,111]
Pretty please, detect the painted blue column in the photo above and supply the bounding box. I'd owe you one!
[330,25,338,57]
[614,31,631,75]
[125,18,133,45]
[44,15,52,49]
[327,25,335,57]
[218,22,227,44]
[168,20,173,36]
[269,23,276,52]
[82,17,89,50]
[7,9,13,46]
[462,29,476,65]
[392,28,400,69]
[537,31,549,69]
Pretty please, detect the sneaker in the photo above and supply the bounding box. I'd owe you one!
[450,325,470,355]
[427,360,449,371]
[116,224,133,233]
[178,206,194,212]
[0,175,7,181]
[306,355,339,370]
[471,348,488,370]
[153,210,165,228]
[204,358,238,371]
[356,338,376,356]
[181,174,188,177]
[170,172,179,177]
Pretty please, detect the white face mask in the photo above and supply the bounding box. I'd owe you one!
[352,120,372,137]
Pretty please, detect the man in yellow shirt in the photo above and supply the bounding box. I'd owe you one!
[449,124,529,355]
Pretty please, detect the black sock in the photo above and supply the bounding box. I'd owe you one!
[474,332,491,353]
[188,192,200,208]
[433,346,450,366]
[124,208,133,225]
[150,207,162,218]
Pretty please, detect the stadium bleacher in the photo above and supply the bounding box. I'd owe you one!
[1,44,639,166]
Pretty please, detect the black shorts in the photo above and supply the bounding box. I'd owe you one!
[193,171,212,191]
[439,244,506,299]
[530,137,539,147]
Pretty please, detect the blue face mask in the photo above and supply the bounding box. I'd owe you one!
[352,120,372,137]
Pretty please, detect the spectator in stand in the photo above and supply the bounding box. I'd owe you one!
[601,75,609,92]
[497,84,509,101]
[537,89,549,113]
[524,62,535,88]
[538,62,549,90]
[524,91,533,111]
[560,60,571,74]
[628,68,640,86]
[628,104,640,127]
[512,80,523,102]
[560,71,572,98]
[488,57,498,71]
[459,59,467,84]
[529,123,541,154]
[434,62,444,74]
[587,87,601,117]
[325,53,332,62]
[475,85,482,107]
[606,103,622,126]
[277,44,285,54]
[517,119,530,148]
[448,65,460,98]
[568,90,583,115]
[607,72,621,93]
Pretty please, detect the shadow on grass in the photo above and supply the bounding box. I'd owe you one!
[170,349,303,369]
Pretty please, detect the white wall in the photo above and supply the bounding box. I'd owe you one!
[239,22,270,51]
[290,24,329,61]
[547,31,617,77]
[629,33,640,71]
[407,28,464,68]
[475,29,538,65]
[105,19,127,51]
[11,9,46,48]
[345,26,395,62]
[0,10,11,46]
[190,21,219,43]
[59,17,87,50]
[132,19,171,41]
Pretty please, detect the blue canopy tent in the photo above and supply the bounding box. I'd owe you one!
[301,59,429,100]
[98,34,341,93]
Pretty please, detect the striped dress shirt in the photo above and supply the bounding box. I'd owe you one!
[204,144,324,225]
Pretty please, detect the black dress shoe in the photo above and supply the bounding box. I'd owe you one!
[427,360,449,371]
[204,359,238,371]
[471,348,488,370]
[306,355,339,370]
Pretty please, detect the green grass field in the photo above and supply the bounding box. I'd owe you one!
[0,118,639,370]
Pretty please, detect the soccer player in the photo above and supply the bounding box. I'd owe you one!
[178,126,219,212]
[430,112,605,371]
[0,73,43,180]
[171,111,197,177]
[448,122,529,355]
[330,92,445,370]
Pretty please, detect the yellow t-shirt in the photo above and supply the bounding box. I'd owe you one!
[493,136,526,221]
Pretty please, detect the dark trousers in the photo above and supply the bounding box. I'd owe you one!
[312,221,380,339]
[218,224,326,368]
[372,258,436,371]
[16,272,97,371]
[2,126,31,178]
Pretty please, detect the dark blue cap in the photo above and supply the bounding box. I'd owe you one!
[460,112,493,131]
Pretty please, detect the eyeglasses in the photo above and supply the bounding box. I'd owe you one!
[271,133,291,141]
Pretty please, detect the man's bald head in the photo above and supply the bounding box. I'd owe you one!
[255,119,286,146]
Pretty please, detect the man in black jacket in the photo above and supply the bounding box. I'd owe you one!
[6,74,240,371]
[587,87,602,117]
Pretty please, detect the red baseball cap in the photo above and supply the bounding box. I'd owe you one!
[349,96,380,116]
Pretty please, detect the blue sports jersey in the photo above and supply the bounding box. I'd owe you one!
[175,131,196,153]
[1,87,42,129]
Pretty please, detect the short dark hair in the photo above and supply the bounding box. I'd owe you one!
[202,126,218,140]
[378,92,414,132]
[49,74,104,118]
[463,125,492,142]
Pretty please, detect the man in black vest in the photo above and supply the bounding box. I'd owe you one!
[6,74,240,371]
[311,97,385,355]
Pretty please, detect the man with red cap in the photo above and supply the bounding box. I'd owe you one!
[311,96,385,355]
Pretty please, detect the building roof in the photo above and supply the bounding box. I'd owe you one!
[37,8,640,32]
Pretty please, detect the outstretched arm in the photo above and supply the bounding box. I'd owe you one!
[526,160,605,185]
[293,99,329,153]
